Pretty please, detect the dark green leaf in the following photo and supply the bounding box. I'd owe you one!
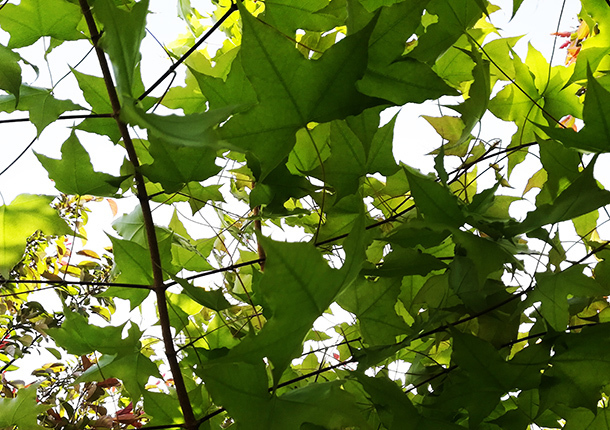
[140,135,221,193]
[219,2,379,177]
[0,44,22,106]
[337,277,409,345]
[404,166,466,227]
[358,57,458,105]
[529,266,606,331]
[543,67,610,153]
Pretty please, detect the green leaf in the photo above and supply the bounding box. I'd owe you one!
[404,166,466,227]
[0,194,71,278]
[410,0,486,63]
[506,159,610,235]
[323,106,398,199]
[175,278,232,311]
[357,57,458,105]
[448,48,491,145]
[337,277,409,345]
[356,373,463,430]
[220,238,352,378]
[448,330,546,426]
[140,135,221,193]
[362,246,447,278]
[219,2,379,177]
[143,391,183,426]
[35,131,128,196]
[0,0,83,48]
[543,67,610,153]
[263,0,346,34]
[201,360,370,430]
[287,123,331,173]
[110,236,153,285]
[92,0,149,96]
[423,116,465,148]
[0,44,22,106]
[71,69,112,115]
[161,71,208,115]
[529,266,606,331]
[0,385,48,429]
[121,98,233,150]
[541,324,610,412]
[47,311,126,356]
[0,85,83,135]
[78,350,159,401]
[190,54,257,112]
[538,139,581,203]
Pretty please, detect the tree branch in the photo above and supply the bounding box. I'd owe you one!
[77,1,196,428]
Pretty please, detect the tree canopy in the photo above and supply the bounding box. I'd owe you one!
[2,0,610,429]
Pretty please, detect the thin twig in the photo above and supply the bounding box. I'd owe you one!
[137,2,238,101]
[0,113,112,125]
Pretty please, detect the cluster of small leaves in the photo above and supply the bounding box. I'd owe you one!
[3,0,610,429]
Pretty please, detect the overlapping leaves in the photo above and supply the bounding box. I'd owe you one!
[4,0,610,430]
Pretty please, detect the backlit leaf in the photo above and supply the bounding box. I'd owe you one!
[35,131,128,196]
[0,194,71,278]
[0,0,83,48]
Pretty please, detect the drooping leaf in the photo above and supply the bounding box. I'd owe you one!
[35,131,128,196]
[92,0,149,97]
[121,98,234,150]
[362,246,447,278]
[0,194,71,278]
[175,278,232,311]
[0,44,22,106]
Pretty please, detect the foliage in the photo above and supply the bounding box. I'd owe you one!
[1,0,610,429]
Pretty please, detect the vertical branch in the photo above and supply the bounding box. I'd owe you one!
[251,204,266,271]
[77,1,197,428]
